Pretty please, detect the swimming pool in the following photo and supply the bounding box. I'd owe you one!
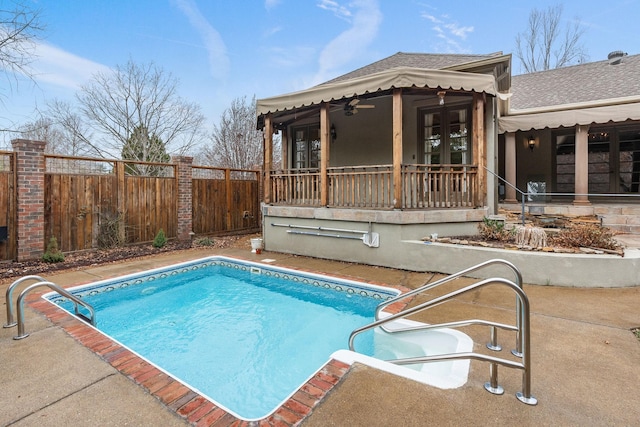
[45,256,472,420]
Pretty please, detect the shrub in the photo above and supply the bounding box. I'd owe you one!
[194,237,215,246]
[153,229,167,248]
[97,210,124,249]
[478,217,514,242]
[549,223,620,250]
[42,237,65,263]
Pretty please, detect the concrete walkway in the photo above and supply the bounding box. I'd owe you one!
[2,246,639,426]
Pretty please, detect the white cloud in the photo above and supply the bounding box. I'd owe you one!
[420,8,474,53]
[317,0,352,22]
[445,23,473,40]
[420,13,441,24]
[30,42,111,90]
[172,0,229,81]
[312,0,382,84]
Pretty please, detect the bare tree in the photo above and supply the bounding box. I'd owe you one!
[19,117,65,153]
[202,95,269,170]
[0,1,43,93]
[45,99,97,156]
[515,5,587,73]
[1,1,44,135]
[49,59,205,161]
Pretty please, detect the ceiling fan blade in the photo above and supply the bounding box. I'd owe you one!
[357,104,375,109]
[349,99,360,106]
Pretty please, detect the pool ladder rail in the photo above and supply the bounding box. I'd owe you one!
[349,259,538,406]
[4,275,96,340]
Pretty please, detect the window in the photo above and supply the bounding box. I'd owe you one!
[292,125,320,169]
[553,125,640,194]
[421,106,470,165]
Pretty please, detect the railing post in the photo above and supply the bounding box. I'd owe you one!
[487,325,501,351]
[484,362,504,395]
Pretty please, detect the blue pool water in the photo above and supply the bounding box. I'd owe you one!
[50,257,399,420]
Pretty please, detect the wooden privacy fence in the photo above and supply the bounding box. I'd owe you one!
[2,140,262,261]
[43,155,261,253]
[192,166,261,235]
[45,155,179,253]
[0,151,16,261]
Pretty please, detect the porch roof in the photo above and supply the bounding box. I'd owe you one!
[256,66,497,116]
[498,95,640,132]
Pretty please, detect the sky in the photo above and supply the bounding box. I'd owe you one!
[1,0,639,147]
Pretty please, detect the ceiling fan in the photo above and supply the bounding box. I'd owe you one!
[342,98,375,116]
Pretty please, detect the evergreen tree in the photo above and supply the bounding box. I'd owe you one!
[122,124,170,176]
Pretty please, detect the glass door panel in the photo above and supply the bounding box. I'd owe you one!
[619,129,640,193]
[555,134,575,193]
[587,131,610,193]
[449,109,468,165]
[292,125,320,169]
[423,111,441,165]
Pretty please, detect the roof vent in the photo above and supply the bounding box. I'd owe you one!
[608,50,627,65]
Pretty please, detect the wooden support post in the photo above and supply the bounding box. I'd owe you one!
[504,132,517,202]
[574,124,591,205]
[320,103,330,206]
[392,88,403,209]
[225,168,232,231]
[474,93,486,207]
[264,114,273,204]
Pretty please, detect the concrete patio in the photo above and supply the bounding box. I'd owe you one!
[1,244,639,426]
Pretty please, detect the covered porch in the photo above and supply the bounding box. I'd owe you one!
[256,62,509,265]
[258,66,506,212]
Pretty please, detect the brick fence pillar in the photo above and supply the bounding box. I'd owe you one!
[12,139,46,261]
[172,156,193,241]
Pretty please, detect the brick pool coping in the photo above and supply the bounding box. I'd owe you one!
[25,271,411,426]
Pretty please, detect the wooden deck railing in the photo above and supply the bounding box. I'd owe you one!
[269,164,478,209]
[328,165,393,208]
[270,168,322,206]
[402,164,477,208]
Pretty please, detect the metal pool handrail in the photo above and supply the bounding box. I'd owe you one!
[375,258,524,356]
[4,275,47,328]
[11,280,96,340]
[349,276,537,406]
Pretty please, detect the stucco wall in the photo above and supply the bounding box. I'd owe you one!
[262,205,487,270]
[262,205,639,287]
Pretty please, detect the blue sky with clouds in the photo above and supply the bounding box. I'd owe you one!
[2,0,638,144]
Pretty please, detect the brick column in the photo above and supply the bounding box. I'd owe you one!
[12,139,46,261]
[172,156,193,241]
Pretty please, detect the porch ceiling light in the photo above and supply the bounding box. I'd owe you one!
[437,90,446,105]
[528,136,536,151]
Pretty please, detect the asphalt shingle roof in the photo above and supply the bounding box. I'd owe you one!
[510,53,640,110]
[323,52,504,84]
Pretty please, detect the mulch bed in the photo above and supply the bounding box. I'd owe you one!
[0,234,256,283]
